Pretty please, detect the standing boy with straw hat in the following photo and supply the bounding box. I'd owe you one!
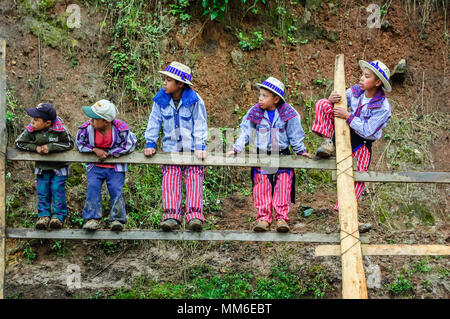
[227,77,311,233]
[76,99,137,231]
[312,59,392,211]
[145,62,208,232]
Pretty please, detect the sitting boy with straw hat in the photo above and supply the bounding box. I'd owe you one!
[312,59,392,211]
[144,61,208,232]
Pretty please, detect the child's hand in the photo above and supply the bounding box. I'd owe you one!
[299,152,312,159]
[36,145,42,154]
[333,107,350,119]
[226,150,237,157]
[93,147,109,159]
[144,148,156,157]
[328,90,342,104]
[40,144,49,154]
[195,150,207,160]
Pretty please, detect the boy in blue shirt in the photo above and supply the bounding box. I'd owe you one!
[145,62,208,232]
[227,77,311,232]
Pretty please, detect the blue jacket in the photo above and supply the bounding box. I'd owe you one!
[145,87,208,152]
[345,85,391,141]
[233,103,306,155]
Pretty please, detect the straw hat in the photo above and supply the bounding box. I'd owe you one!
[359,60,392,92]
[159,61,194,86]
[255,77,286,102]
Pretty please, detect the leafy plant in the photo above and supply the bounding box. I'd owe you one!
[238,31,264,51]
[23,242,37,263]
[390,275,413,296]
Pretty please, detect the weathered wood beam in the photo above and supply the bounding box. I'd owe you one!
[5,228,371,243]
[334,54,368,299]
[0,38,7,299]
[333,170,450,183]
[315,244,450,256]
[7,148,339,170]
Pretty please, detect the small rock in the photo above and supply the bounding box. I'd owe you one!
[310,51,320,59]
[366,263,382,289]
[381,20,392,31]
[391,59,407,83]
[348,41,352,46]
[230,48,243,65]
[292,223,306,232]
[359,223,372,233]
[11,60,16,65]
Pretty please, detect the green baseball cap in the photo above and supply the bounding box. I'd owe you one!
[82,100,118,121]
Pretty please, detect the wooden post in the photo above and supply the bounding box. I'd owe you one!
[333,54,368,299]
[0,39,7,299]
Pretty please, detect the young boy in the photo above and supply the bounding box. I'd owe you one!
[15,103,74,230]
[76,100,137,231]
[312,60,392,210]
[227,77,311,233]
[144,61,208,232]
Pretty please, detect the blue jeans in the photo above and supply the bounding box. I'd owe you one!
[36,171,68,222]
[82,166,126,223]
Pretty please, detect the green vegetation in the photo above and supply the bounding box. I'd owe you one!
[108,261,332,299]
[389,275,413,296]
[237,31,264,51]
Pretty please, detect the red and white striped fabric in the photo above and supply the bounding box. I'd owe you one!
[253,170,292,224]
[311,99,372,211]
[162,165,205,222]
[312,99,335,138]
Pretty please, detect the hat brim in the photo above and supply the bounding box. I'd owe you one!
[255,83,286,102]
[159,71,194,86]
[25,108,42,118]
[359,60,392,93]
[82,106,103,119]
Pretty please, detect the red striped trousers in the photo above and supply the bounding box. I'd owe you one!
[253,170,292,224]
[312,99,371,211]
[162,165,205,222]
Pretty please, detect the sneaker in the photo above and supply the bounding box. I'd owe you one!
[315,138,335,158]
[187,219,203,232]
[160,218,180,231]
[110,220,124,232]
[35,216,50,230]
[253,220,270,232]
[49,217,63,229]
[276,219,290,233]
[83,219,100,231]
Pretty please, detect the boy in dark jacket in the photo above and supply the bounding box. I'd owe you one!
[15,103,74,229]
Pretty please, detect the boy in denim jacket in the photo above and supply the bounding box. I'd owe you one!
[145,62,208,232]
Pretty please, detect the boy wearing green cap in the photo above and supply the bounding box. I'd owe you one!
[76,100,137,231]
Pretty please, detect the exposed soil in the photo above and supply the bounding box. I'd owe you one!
[1,0,449,299]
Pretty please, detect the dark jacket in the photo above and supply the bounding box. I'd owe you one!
[15,117,74,171]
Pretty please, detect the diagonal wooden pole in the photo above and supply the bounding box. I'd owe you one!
[0,39,7,299]
[333,54,368,299]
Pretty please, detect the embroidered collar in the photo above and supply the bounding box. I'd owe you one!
[78,119,129,132]
[25,117,65,133]
[350,85,386,109]
[152,86,199,109]
[247,103,297,124]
